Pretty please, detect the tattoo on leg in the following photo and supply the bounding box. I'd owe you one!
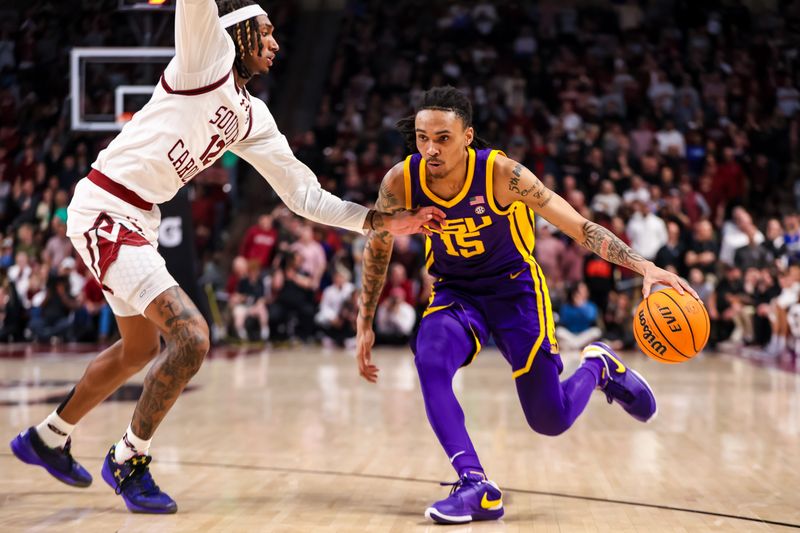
[132,288,208,439]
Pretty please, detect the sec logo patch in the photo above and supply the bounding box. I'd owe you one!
[474,205,485,215]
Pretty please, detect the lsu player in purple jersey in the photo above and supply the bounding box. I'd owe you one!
[9,0,442,515]
[355,87,699,525]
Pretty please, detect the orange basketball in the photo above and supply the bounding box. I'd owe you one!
[633,288,710,363]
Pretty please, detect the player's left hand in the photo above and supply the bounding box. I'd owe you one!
[641,262,700,300]
[381,207,445,236]
[355,323,379,383]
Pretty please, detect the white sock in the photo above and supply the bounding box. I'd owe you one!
[260,326,269,341]
[777,335,787,351]
[35,411,75,449]
[114,425,152,463]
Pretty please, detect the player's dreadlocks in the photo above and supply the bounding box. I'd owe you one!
[217,0,265,80]
[396,86,490,151]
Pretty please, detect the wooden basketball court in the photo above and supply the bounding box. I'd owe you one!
[1,344,798,531]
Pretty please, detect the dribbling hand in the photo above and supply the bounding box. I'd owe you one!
[641,262,700,300]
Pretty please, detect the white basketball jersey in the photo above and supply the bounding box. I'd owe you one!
[88,0,368,233]
[94,67,254,204]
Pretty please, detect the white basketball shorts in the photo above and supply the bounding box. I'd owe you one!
[67,173,178,317]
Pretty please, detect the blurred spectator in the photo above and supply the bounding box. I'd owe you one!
[239,214,278,270]
[783,214,800,265]
[685,220,719,275]
[622,176,650,205]
[0,238,14,269]
[74,276,114,343]
[730,267,760,344]
[28,268,78,342]
[226,256,249,299]
[269,251,316,342]
[42,216,71,271]
[380,262,415,305]
[375,287,416,345]
[655,120,685,156]
[753,268,780,347]
[764,266,800,356]
[734,224,770,270]
[230,261,269,342]
[712,265,744,344]
[14,223,39,259]
[713,147,747,206]
[8,251,32,305]
[626,201,667,261]
[390,235,423,278]
[654,221,686,275]
[315,268,355,347]
[555,282,602,350]
[590,180,622,217]
[602,291,634,351]
[535,223,567,300]
[762,218,786,263]
[57,257,85,299]
[0,279,25,341]
[688,268,715,308]
[290,224,326,290]
[720,207,764,265]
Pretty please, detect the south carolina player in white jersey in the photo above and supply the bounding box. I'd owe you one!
[9,0,444,514]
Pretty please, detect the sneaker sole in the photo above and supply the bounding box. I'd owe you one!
[425,507,471,524]
[101,460,178,514]
[425,506,504,524]
[10,434,91,488]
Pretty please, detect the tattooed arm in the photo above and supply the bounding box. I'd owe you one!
[492,155,698,299]
[355,163,409,382]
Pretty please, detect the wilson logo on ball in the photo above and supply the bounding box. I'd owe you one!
[637,310,667,356]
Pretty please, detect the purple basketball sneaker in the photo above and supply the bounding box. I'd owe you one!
[424,472,504,524]
[9,427,92,487]
[101,445,177,514]
[582,341,657,422]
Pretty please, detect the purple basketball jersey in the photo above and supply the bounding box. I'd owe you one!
[405,148,529,280]
[405,148,559,365]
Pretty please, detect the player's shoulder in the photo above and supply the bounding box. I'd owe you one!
[489,151,516,178]
[377,160,409,207]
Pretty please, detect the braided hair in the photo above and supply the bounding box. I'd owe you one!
[217,0,265,79]
[396,86,490,151]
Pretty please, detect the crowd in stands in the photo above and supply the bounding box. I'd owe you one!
[1,1,800,362]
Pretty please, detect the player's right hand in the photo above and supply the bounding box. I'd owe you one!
[355,325,379,383]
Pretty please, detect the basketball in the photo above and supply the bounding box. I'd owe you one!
[633,288,710,363]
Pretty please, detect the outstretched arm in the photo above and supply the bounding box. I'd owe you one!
[231,99,443,235]
[355,164,408,382]
[492,155,698,299]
